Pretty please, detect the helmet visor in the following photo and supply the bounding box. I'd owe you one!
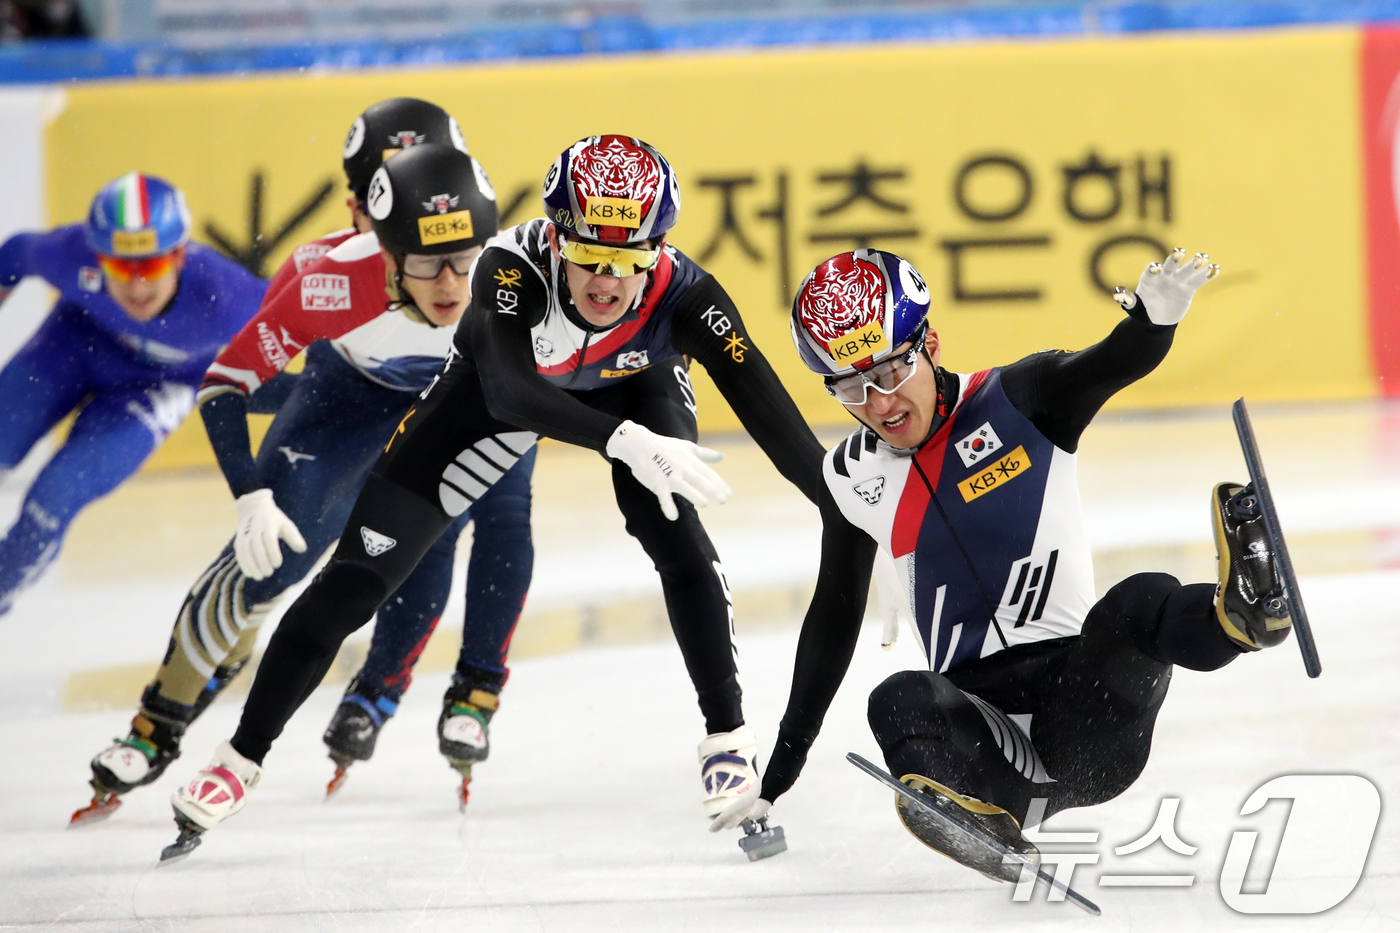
[98,253,177,283]
[401,248,479,280]
[824,322,928,405]
[559,239,660,278]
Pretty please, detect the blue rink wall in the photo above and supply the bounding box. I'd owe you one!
[9,0,1400,84]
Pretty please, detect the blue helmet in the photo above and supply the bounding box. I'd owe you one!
[542,135,680,245]
[85,172,191,258]
[790,249,932,377]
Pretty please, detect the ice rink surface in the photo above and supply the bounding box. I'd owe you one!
[2,402,1399,932]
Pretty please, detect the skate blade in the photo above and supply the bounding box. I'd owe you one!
[457,775,472,814]
[157,828,203,865]
[68,793,122,828]
[847,753,1100,917]
[325,763,351,800]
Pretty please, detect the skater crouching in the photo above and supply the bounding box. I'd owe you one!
[714,247,1293,876]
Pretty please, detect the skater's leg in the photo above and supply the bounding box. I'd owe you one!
[354,516,462,703]
[451,443,536,683]
[0,308,90,471]
[139,356,396,730]
[228,359,531,765]
[1032,572,1237,816]
[597,360,741,734]
[320,511,464,771]
[231,474,453,764]
[868,669,1066,824]
[0,382,193,613]
[429,445,535,792]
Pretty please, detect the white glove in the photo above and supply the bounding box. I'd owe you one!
[1114,247,1219,325]
[872,550,912,650]
[605,420,732,521]
[233,488,307,580]
[709,785,771,832]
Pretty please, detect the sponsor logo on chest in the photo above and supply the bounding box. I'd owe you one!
[78,266,103,293]
[957,445,1031,502]
[954,421,1004,468]
[301,273,351,311]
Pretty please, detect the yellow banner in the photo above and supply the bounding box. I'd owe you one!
[44,26,1367,467]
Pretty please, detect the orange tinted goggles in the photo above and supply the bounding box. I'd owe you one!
[98,253,177,282]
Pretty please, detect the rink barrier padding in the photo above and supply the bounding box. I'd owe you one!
[58,528,1388,713]
[59,579,819,714]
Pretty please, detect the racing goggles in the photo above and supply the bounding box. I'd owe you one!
[97,253,177,283]
[401,249,478,280]
[558,238,661,277]
[824,323,928,406]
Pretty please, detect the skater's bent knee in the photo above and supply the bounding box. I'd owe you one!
[1101,573,1180,618]
[868,671,962,747]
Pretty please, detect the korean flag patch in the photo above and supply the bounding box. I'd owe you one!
[954,422,1003,468]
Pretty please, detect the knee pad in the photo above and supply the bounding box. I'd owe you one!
[277,561,389,650]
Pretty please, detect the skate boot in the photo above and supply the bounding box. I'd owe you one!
[1212,481,1293,651]
[438,677,500,812]
[699,726,759,819]
[322,677,397,798]
[161,740,262,863]
[895,774,1039,883]
[71,711,185,827]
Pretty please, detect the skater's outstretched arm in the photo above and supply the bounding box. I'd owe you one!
[671,274,827,504]
[761,489,877,802]
[1001,250,1217,453]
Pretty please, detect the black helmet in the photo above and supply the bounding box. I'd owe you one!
[342,97,468,202]
[366,143,498,256]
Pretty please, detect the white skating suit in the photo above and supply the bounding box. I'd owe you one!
[823,367,1094,674]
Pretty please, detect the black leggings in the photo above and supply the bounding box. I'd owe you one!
[867,573,1240,825]
[232,355,741,764]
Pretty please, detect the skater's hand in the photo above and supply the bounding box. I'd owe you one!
[710,787,771,832]
[605,420,732,521]
[1114,247,1219,325]
[873,550,912,649]
[233,488,307,580]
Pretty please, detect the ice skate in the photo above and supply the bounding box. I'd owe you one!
[894,773,1038,883]
[699,726,759,819]
[848,753,1099,915]
[1212,481,1292,651]
[322,678,397,799]
[71,712,183,827]
[161,741,261,863]
[438,681,498,812]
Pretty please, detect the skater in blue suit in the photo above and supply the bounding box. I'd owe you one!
[0,172,265,614]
